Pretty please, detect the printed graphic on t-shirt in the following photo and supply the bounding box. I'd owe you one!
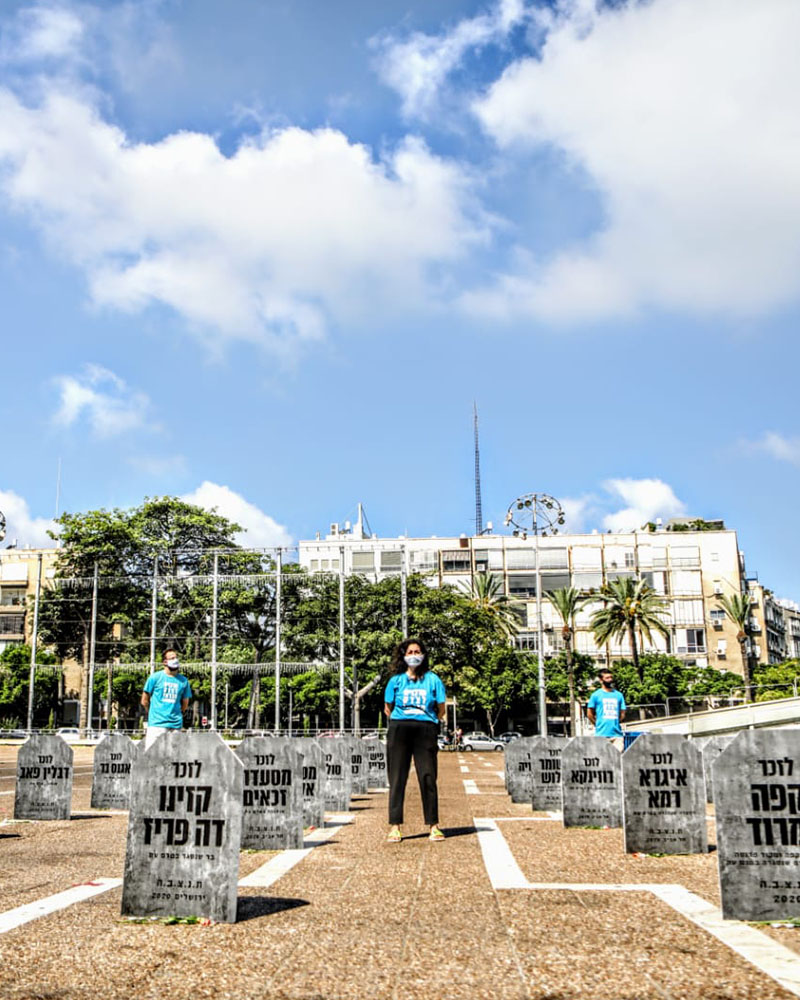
[161,680,179,704]
[600,696,619,720]
[402,686,428,716]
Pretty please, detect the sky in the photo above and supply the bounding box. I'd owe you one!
[1,0,799,597]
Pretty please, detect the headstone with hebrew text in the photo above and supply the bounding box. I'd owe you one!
[318,737,352,811]
[121,731,242,922]
[715,730,800,920]
[529,736,569,813]
[345,736,368,795]
[91,733,138,810]
[561,737,622,828]
[622,734,707,854]
[366,739,388,790]
[291,738,325,828]
[504,737,535,803]
[14,735,73,821]
[236,737,303,849]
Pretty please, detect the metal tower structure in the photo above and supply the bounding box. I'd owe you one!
[473,402,483,536]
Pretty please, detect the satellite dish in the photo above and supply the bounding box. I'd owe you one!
[0,509,5,542]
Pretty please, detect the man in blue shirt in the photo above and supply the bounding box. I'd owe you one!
[586,669,626,738]
[141,649,192,749]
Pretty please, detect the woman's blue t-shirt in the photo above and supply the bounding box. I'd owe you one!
[384,671,446,724]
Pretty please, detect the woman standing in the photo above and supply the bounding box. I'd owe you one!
[384,637,446,843]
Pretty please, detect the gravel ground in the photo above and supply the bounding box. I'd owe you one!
[0,746,797,999]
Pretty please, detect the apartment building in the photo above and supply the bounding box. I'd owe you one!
[299,514,755,676]
[0,548,57,652]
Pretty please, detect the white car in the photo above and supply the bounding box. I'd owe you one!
[56,727,81,742]
[461,732,505,752]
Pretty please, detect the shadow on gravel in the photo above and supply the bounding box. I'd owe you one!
[69,814,114,821]
[0,832,20,839]
[237,897,310,922]
[399,826,477,841]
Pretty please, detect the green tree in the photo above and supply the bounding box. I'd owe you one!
[544,586,586,735]
[462,572,522,639]
[456,646,539,735]
[610,653,689,707]
[589,577,669,682]
[716,592,755,701]
[0,644,59,728]
[752,659,800,702]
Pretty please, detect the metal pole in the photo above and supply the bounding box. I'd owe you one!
[149,555,158,676]
[210,551,219,730]
[339,545,345,733]
[26,554,43,733]
[224,680,229,730]
[400,544,408,636]
[87,561,99,738]
[288,683,293,738]
[274,548,282,732]
[534,506,546,736]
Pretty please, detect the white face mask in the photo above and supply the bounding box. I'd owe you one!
[165,659,179,670]
[404,654,424,668]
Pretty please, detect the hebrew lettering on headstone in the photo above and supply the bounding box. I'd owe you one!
[291,738,325,828]
[622,734,707,854]
[529,736,569,813]
[715,730,800,921]
[365,739,388,790]
[317,737,352,812]
[121,731,242,923]
[91,733,138,810]
[700,735,734,804]
[14,735,73,821]
[236,737,303,849]
[504,737,536,804]
[561,737,622,828]
[344,735,368,795]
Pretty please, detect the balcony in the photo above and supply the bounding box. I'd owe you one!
[0,610,25,636]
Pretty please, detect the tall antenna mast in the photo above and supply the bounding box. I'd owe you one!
[473,402,483,536]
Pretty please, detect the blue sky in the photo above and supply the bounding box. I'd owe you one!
[2,0,800,598]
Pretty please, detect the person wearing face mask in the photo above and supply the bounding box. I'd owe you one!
[383,637,446,843]
[141,649,192,749]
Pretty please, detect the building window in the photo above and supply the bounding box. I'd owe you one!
[380,551,403,573]
[0,588,25,606]
[709,609,726,627]
[671,546,700,568]
[442,550,471,573]
[541,572,570,593]
[331,558,340,570]
[677,628,706,654]
[506,549,537,570]
[410,550,435,571]
[673,600,704,625]
[508,574,537,597]
[0,613,25,636]
[573,571,602,592]
[539,547,568,570]
[310,560,319,571]
[671,570,702,595]
[516,632,539,652]
[352,551,375,572]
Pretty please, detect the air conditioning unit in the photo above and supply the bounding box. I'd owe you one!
[713,582,723,595]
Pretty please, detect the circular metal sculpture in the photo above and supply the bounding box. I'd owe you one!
[0,509,5,542]
[504,492,565,538]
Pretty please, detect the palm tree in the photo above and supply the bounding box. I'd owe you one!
[589,576,669,682]
[545,586,586,735]
[716,592,754,702]
[463,572,522,640]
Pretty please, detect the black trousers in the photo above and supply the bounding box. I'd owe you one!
[387,720,439,826]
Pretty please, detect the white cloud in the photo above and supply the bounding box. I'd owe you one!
[181,482,293,549]
[373,0,528,119]
[744,431,800,467]
[0,86,487,355]
[601,478,687,533]
[0,489,56,547]
[3,5,85,63]
[52,364,155,438]
[469,0,800,321]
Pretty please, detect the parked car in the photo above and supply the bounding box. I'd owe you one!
[498,731,523,743]
[56,727,81,742]
[461,732,505,752]
[0,729,27,740]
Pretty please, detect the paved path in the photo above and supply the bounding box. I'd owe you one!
[0,746,799,999]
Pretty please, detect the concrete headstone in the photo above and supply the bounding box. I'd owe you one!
[121,731,242,923]
[561,737,622,828]
[236,737,303,849]
[14,735,73,821]
[622,734,707,854]
[715,729,800,921]
[529,736,569,813]
[291,739,325,828]
[91,733,139,810]
[365,739,388,790]
[504,738,535,803]
[700,735,734,804]
[345,736,368,795]
[318,737,352,811]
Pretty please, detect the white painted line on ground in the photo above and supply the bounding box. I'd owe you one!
[460,765,469,773]
[476,816,800,998]
[495,771,505,780]
[463,779,480,795]
[0,878,123,935]
[239,814,354,888]
[0,790,15,796]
